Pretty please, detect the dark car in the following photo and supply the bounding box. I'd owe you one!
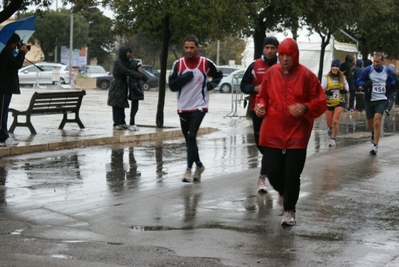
[142,65,160,77]
[96,69,159,90]
[95,75,112,90]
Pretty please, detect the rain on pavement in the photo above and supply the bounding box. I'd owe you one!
[1,89,399,266]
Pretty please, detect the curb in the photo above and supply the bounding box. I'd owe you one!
[0,127,218,158]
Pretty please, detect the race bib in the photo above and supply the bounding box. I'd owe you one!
[372,83,386,93]
[331,90,339,99]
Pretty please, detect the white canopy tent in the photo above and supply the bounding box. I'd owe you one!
[241,29,359,76]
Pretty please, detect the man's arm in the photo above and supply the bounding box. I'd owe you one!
[168,60,194,92]
[356,67,371,88]
[206,59,223,90]
[240,62,256,94]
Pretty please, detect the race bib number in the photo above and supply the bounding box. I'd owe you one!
[331,90,339,99]
[372,83,386,94]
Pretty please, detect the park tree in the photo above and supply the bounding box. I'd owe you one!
[200,37,246,66]
[341,0,399,59]
[300,0,361,80]
[103,0,250,128]
[72,6,116,66]
[19,9,89,62]
[0,0,23,23]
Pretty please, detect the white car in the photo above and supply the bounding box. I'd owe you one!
[215,69,245,93]
[80,65,108,78]
[18,62,71,86]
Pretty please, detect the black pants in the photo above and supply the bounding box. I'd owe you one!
[129,100,139,125]
[112,106,126,126]
[0,94,11,142]
[250,111,266,175]
[262,147,307,211]
[179,111,205,170]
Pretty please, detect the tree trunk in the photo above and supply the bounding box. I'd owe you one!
[317,32,331,81]
[253,21,266,61]
[156,16,171,128]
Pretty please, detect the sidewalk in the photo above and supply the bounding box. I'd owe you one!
[0,87,250,158]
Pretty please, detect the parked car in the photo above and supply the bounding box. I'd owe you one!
[80,65,109,78]
[217,65,242,77]
[141,69,159,90]
[214,69,245,93]
[96,75,113,90]
[142,65,160,77]
[95,69,159,90]
[18,62,71,86]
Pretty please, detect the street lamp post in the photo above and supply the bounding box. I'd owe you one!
[69,7,73,85]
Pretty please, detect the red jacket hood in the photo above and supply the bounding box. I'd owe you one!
[278,38,299,68]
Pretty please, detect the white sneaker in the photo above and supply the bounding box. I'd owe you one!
[0,137,19,147]
[329,139,336,147]
[281,210,296,226]
[182,169,192,183]
[193,165,205,181]
[257,175,268,193]
[128,125,139,131]
[370,144,378,155]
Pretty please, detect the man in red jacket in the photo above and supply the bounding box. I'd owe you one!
[255,38,326,226]
[240,36,279,194]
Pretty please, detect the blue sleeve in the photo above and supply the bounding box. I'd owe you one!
[240,62,256,94]
[387,68,396,85]
[356,66,371,87]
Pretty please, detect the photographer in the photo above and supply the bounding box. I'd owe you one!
[0,33,29,147]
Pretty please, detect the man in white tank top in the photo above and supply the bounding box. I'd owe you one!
[169,34,223,182]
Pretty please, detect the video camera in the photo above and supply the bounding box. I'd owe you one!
[17,41,31,51]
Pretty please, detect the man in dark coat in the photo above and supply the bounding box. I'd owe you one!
[107,45,147,130]
[0,33,29,147]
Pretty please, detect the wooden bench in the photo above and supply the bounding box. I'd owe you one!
[8,90,86,134]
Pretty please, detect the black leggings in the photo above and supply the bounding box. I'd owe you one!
[129,100,139,125]
[262,147,307,211]
[179,111,206,170]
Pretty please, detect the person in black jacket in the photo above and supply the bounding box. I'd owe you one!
[107,46,147,130]
[0,33,29,147]
[127,59,147,131]
[348,59,363,111]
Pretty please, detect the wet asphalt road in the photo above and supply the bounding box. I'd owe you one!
[1,101,399,266]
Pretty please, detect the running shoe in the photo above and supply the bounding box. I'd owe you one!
[128,125,139,131]
[193,165,205,181]
[0,137,19,147]
[257,175,268,193]
[281,210,296,226]
[328,139,336,147]
[182,169,192,183]
[370,144,378,155]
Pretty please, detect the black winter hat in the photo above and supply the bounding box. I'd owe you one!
[331,59,340,67]
[263,37,279,48]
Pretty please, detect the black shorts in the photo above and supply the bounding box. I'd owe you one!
[327,102,346,111]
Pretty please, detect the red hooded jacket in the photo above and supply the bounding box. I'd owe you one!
[255,38,326,149]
